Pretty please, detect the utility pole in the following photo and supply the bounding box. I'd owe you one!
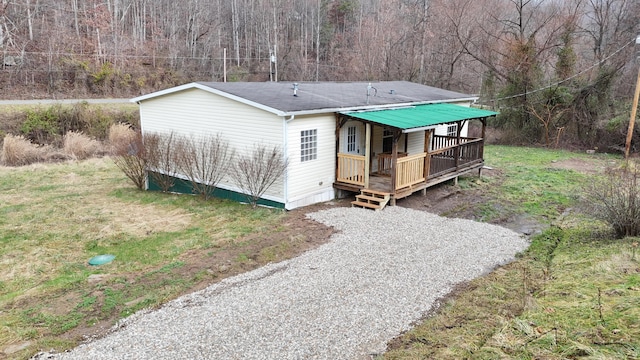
[269,48,274,82]
[625,34,640,159]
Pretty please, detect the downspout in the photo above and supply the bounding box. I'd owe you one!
[136,100,149,191]
[283,114,295,209]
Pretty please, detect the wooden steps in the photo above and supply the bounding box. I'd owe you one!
[351,189,391,211]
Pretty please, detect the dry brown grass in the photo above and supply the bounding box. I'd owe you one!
[0,158,194,285]
[108,122,137,154]
[63,131,102,160]
[1,134,48,166]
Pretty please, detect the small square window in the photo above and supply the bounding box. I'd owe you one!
[301,129,317,162]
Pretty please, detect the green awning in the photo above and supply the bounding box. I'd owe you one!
[341,103,497,132]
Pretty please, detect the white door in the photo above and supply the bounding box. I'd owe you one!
[343,121,364,155]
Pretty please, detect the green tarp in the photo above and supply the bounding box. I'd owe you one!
[341,103,497,132]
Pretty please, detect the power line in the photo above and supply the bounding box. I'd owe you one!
[1,51,263,61]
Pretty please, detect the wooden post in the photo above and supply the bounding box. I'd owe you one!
[364,123,371,188]
[423,129,432,183]
[335,114,342,184]
[390,129,400,205]
[625,65,640,159]
[454,121,462,169]
[480,118,487,163]
[421,129,431,196]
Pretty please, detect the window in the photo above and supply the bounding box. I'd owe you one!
[447,123,458,137]
[347,126,357,153]
[300,129,317,162]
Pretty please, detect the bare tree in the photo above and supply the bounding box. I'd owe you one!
[175,133,234,200]
[231,144,287,208]
[528,89,572,147]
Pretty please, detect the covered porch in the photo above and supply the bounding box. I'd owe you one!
[333,103,497,208]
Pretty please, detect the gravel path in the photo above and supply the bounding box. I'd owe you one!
[45,206,529,360]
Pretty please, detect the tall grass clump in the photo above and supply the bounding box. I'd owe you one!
[582,161,640,238]
[1,134,48,166]
[63,131,102,160]
[108,123,137,154]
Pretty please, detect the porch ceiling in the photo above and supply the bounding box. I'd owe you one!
[340,103,498,132]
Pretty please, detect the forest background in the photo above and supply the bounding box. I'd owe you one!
[1,0,640,148]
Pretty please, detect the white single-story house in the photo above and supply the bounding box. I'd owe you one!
[131,81,497,210]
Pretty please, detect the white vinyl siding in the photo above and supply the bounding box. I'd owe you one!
[139,88,285,201]
[286,114,335,208]
[434,122,468,137]
[406,131,426,154]
[433,101,471,137]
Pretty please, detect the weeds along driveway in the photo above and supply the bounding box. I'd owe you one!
[47,206,529,360]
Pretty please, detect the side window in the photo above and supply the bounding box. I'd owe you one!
[447,124,458,137]
[300,129,317,162]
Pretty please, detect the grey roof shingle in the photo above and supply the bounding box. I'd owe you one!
[196,81,475,113]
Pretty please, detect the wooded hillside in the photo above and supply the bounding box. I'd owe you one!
[1,0,639,147]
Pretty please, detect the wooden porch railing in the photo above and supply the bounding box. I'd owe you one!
[429,138,483,177]
[377,152,407,176]
[336,139,483,192]
[432,135,475,150]
[396,152,426,190]
[337,153,365,186]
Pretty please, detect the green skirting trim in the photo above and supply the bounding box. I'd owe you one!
[147,171,285,209]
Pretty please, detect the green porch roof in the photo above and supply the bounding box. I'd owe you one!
[341,103,497,132]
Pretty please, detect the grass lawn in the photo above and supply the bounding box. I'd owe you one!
[1,145,638,359]
[383,146,640,359]
[0,157,330,359]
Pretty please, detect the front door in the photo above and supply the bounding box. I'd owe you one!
[342,121,364,155]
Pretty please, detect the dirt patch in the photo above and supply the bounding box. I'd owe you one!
[394,168,548,236]
[549,157,609,174]
[396,169,498,219]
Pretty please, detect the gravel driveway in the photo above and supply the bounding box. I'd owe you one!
[44,206,529,360]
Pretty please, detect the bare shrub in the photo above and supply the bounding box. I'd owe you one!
[231,144,287,208]
[63,131,101,160]
[145,132,179,192]
[582,163,640,238]
[175,134,234,199]
[111,127,146,190]
[1,134,48,166]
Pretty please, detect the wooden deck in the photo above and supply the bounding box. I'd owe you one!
[335,160,483,204]
[334,135,485,205]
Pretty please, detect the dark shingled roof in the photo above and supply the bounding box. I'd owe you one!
[196,81,475,113]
